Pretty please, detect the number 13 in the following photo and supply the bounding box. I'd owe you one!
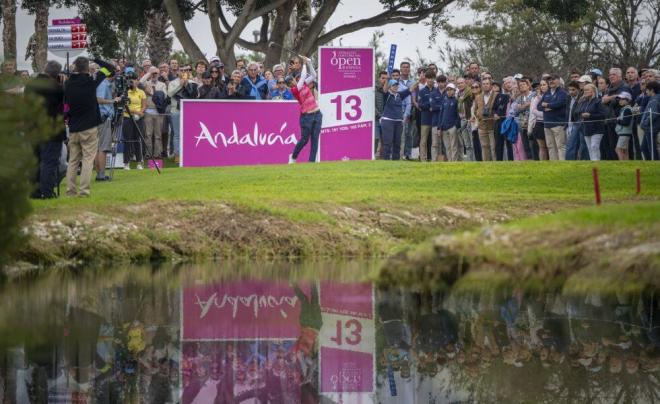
[330,95,362,122]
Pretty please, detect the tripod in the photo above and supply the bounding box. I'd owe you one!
[108,103,161,180]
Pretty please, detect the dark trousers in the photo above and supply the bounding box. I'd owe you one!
[494,120,513,160]
[631,123,642,160]
[601,123,618,160]
[472,129,482,161]
[292,111,322,162]
[36,140,63,197]
[642,129,659,160]
[520,127,538,161]
[380,119,403,160]
[122,117,144,164]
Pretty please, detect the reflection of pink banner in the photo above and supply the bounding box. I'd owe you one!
[180,100,309,167]
[319,47,375,162]
[319,282,375,394]
[183,281,304,340]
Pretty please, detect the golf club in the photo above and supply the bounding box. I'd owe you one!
[269,42,301,59]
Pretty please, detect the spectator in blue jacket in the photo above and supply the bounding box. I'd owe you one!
[579,84,607,161]
[440,83,462,161]
[640,81,660,160]
[269,77,293,100]
[540,73,568,160]
[239,61,268,100]
[430,79,445,161]
[418,70,436,162]
[381,79,418,160]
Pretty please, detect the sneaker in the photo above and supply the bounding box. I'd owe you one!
[95,176,111,182]
[136,163,144,170]
[123,165,131,170]
[288,154,296,164]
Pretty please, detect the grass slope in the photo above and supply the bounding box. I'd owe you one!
[18,160,660,267]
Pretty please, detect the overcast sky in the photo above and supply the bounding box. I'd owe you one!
[2,1,470,72]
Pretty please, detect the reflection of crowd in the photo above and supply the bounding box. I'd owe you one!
[182,340,313,403]
[376,287,660,402]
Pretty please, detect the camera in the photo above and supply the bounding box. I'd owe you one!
[482,107,491,118]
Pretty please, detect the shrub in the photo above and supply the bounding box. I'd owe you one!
[0,79,58,268]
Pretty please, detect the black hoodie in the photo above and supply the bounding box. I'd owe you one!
[64,58,115,132]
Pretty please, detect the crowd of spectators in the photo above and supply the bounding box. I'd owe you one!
[1,54,315,198]
[2,53,659,199]
[375,62,660,162]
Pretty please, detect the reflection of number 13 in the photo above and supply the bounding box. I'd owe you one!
[330,95,362,122]
[330,319,362,346]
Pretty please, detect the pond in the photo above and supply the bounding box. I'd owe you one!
[0,262,658,403]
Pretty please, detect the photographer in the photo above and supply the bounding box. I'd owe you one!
[95,66,120,182]
[167,66,199,163]
[123,72,147,170]
[141,66,168,160]
[64,56,115,197]
[26,61,66,199]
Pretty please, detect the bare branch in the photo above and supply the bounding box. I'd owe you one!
[249,0,290,21]
[313,1,453,50]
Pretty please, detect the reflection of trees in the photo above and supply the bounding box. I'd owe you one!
[0,266,182,404]
[376,284,660,403]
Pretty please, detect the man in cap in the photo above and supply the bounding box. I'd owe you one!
[439,83,462,161]
[540,73,568,160]
[614,91,634,160]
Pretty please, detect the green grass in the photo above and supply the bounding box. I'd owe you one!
[32,160,660,216]
[509,200,660,230]
[19,160,660,269]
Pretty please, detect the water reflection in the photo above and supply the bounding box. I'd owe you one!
[0,264,658,403]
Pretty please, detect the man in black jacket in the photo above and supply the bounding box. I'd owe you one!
[64,56,115,197]
[492,78,513,161]
[27,61,66,199]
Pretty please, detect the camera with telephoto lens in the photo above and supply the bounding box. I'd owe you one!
[113,67,138,115]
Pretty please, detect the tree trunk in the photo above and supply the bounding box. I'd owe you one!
[163,0,205,62]
[31,1,49,73]
[263,1,295,70]
[146,7,173,65]
[1,0,17,63]
[293,0,312,51]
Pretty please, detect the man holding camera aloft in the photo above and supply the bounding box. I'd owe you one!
[64,57,115,197]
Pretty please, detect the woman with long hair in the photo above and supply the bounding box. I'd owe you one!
[579,84,607,160]
[530,79,549,160]
[516,78,537,160]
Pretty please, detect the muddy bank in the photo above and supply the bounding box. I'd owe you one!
[13,201,501,269]
[378,213,660,292]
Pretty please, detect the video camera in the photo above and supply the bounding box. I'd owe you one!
[113,66,138,116]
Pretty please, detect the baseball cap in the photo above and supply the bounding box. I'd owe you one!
[513,73,523,80]
[578,75,593,83]
[446,83,457,90]
[202,71,212,79]
[617,91,632,101]
[210,56,220,63]
[589,68,603,76]
[388,79,399,86]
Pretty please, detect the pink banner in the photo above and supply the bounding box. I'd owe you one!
[182,281,305,340]
[319,48,374,94]
[319,47,375,162]
[180,100,309,167]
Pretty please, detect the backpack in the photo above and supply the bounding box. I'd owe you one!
[152,90,168,114]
